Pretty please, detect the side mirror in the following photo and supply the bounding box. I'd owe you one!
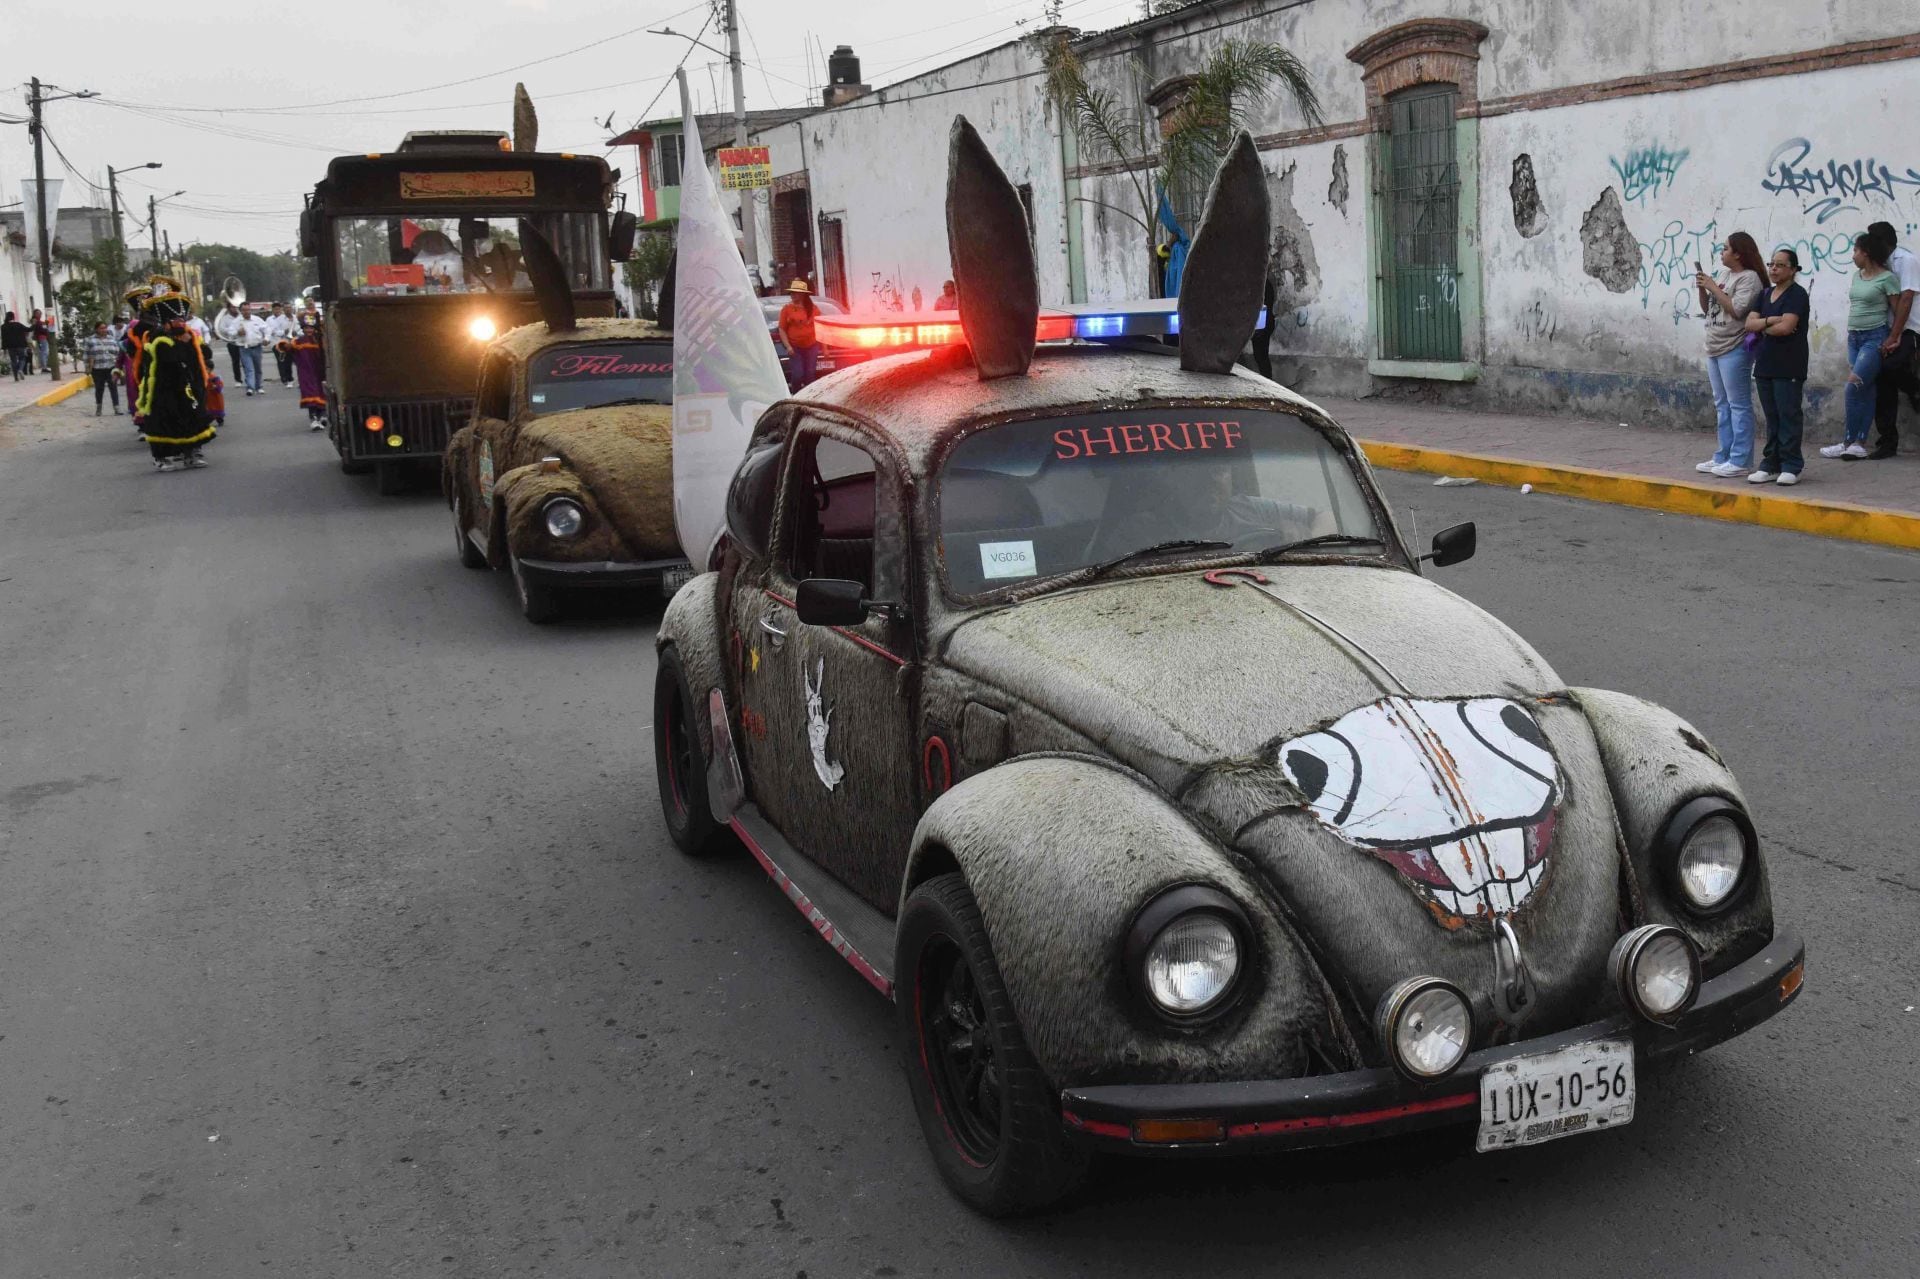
[298,207,320,258]
[1422,521,1477,567]
[609,210,639,262]
[796,578,869,627]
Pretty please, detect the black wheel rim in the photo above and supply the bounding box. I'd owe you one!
[918,936,1002,1166]
[662,684,693,819]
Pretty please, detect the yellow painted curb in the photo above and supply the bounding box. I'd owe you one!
[1358,439,1920,553]
[32,375,89,407]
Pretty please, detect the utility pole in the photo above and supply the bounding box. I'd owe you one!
[723,0,760,284]
[107,161,162,250]
[24,78,96,379]
[149,194,160,265]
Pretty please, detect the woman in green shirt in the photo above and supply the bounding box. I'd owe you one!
[1839,233,1901,457]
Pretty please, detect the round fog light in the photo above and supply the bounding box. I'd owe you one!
[1610,924,1700,1024]
[544,498,584,539]
[1376,977,1472,1080]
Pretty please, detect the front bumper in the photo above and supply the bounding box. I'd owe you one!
[514,555,693,590]
[1060,929,1804,1154]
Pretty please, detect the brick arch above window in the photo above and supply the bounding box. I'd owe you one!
[1346,18,1490,128]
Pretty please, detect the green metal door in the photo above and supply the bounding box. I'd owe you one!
[1380,84,1461,362]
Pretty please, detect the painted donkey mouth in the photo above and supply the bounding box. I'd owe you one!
[1278,696,1561,924]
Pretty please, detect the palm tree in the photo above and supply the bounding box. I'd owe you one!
[1044,33,1322,293]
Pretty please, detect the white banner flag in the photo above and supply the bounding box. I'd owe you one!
[670,103,788,569]
[20,178,62,264]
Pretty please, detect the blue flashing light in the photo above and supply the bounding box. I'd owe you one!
[1054,301,1270,342]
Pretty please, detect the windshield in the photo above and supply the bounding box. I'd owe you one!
[528,342,672,415]
[332,212,609,296]
[938,409,1384,596]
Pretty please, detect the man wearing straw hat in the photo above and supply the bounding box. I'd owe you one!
[775,279,823,391]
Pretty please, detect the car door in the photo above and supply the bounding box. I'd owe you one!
[731,418,919,913]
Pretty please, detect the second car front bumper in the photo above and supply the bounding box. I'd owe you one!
[514,555,692,590]
[1059,929,1804,1153]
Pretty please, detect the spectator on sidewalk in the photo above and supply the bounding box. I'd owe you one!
[1826,233,1901,462]
[1866,221,1917,458]
[213,300,247,384]
[1694,232,1767,478]
[1745,248,1810,486]
[2,312,29,380]
[29,309,53,373]
[82,320,124,416]
[933,279,958,311]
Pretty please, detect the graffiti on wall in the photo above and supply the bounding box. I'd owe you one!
[1610,144,1690,205]
[868,271,907,312]
[1761,138,1920,224]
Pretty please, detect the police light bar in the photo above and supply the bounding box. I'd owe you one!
[812,299,1267,352]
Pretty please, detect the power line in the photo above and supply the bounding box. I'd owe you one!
[97,2,707,116]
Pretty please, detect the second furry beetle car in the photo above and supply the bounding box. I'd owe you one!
[443,317,691,622]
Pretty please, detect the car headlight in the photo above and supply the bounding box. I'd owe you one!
[1659,797,1754,915]
[1609,924,1701,1024]
[1126,886,1249,1021]
[1375,976,1472,1080]
[468,315,496,341]
[543,498,584,539]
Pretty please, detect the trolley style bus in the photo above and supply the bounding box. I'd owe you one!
[299,131,637,493]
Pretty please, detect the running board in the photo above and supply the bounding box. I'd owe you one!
[730,805,897,998]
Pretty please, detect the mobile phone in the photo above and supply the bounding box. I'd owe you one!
[1694,261,1703,274]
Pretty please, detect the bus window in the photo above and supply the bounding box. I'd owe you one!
[331,213,609,296]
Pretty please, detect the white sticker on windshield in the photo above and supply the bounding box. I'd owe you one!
[980,540,1037,579]
[530,393,547,404]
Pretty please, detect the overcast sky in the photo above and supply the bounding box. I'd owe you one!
[2,0,1148,255]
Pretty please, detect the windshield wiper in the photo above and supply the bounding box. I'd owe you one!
[587,397,661,408]
[1085,539,1232,580]
[1252,532,1385,561]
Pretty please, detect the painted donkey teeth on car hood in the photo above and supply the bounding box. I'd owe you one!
[1278,695,1561,925]
[941,564,1564,786]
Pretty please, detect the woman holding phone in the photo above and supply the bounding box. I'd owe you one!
[1692,232,1767,478]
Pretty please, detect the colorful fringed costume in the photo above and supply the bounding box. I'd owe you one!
[282,323,327,423]
[132,277,214,467]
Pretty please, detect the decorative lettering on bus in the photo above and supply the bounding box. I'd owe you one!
[545,353,674,378]
[1051,420,1244,460]
[399,170,536,200]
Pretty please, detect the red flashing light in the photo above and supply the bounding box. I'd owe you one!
[816,311,1080,354]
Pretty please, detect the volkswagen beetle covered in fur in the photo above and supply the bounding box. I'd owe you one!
[444,316,691,622]
[649,121,1804,1215]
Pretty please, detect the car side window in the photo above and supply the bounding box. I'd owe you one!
[784,429,900,599]
[476,355,511,420]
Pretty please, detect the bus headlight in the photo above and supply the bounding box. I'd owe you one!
[468,316,497,341]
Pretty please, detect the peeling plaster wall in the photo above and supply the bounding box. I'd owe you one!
[731,1,1918,429]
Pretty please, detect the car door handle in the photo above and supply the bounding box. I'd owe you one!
[758,615,787,645]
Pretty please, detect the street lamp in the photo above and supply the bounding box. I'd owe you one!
[106,161,161,248]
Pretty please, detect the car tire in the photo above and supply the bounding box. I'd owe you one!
[897,872,1088,1217]
[375,461,407,496]
[652,645,724,856]
[511,555,561,624]
[452,494,488,568]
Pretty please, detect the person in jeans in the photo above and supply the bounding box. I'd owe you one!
[776,280,821,390]
[1693,232,1767,477]
[236,305,267,395]
[1865,221,1917,458]
[81,320,123,415]
[2,312,29,380]
[1822,233,1901,461]
[28,309,52,372]
[1744,249,1810,485]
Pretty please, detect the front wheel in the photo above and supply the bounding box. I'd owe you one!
[652,646,723,856]
[897,873,1087,1216]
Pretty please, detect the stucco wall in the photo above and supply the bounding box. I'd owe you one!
[739,1,1919,430]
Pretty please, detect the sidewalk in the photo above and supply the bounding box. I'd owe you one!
[1318,396,1920,551]
[0,369,88,419]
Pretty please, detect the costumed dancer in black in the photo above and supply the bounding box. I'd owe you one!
[135,278,215,471]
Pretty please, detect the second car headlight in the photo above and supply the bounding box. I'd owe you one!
[1127,886,1249,1021]
[1660,797,1754,915]
[543,498,584,539]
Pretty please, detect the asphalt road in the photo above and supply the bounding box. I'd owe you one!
[1,387,1915,1278]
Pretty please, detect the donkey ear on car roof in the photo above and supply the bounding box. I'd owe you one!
[1178,130,1271,375]
[945,115,1040,381]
